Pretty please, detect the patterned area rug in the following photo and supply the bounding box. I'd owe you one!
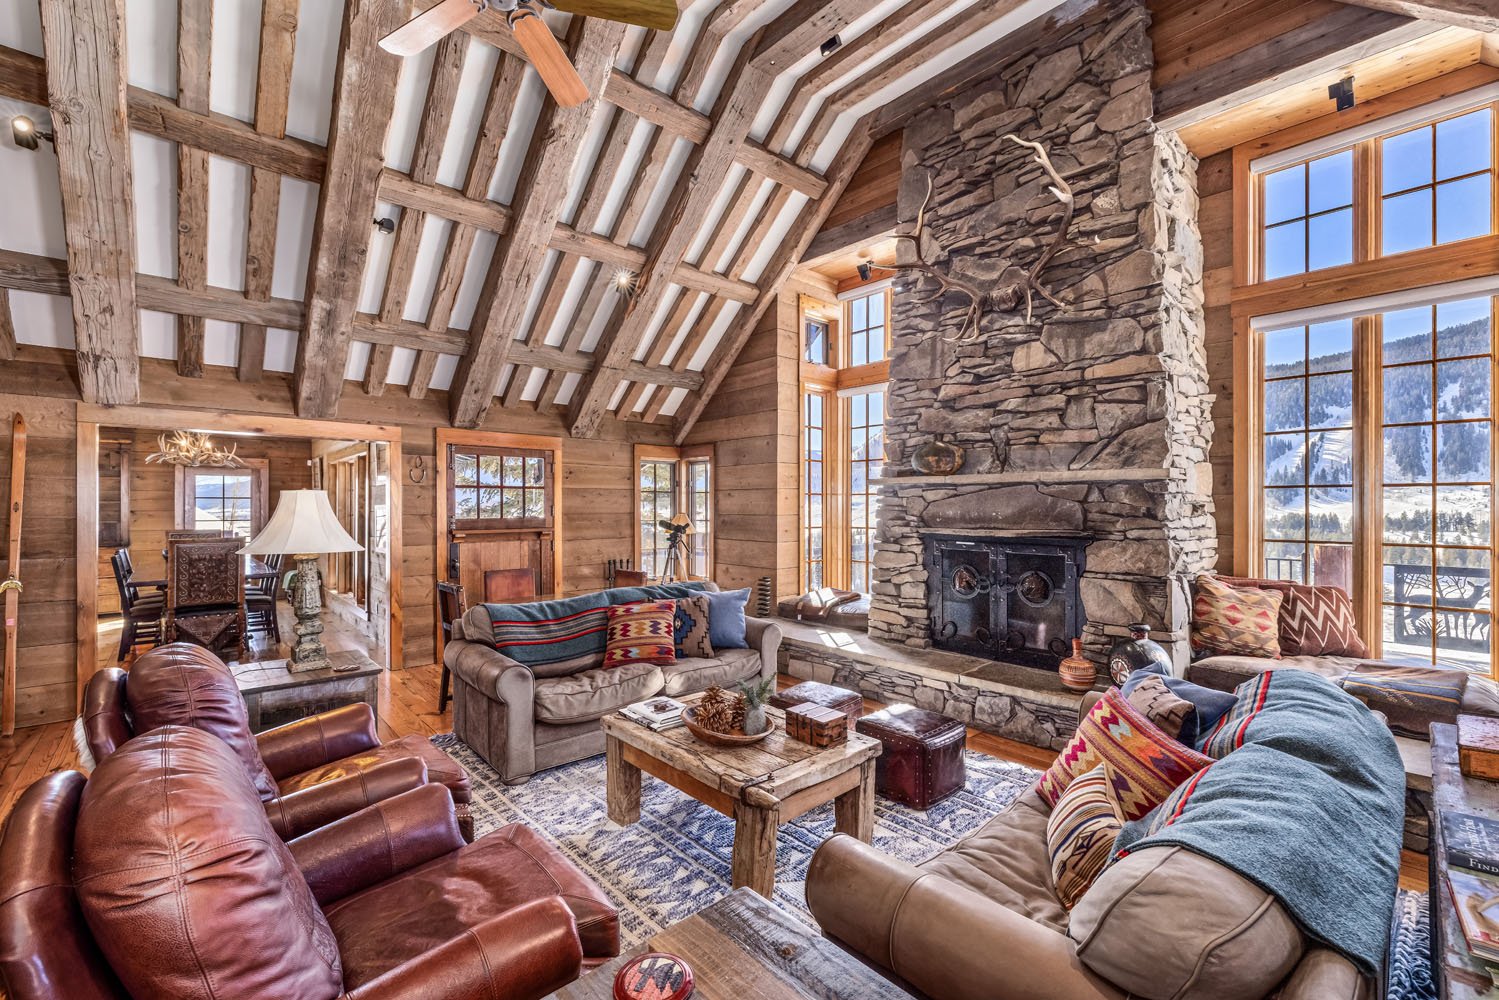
[432,734,1434,999]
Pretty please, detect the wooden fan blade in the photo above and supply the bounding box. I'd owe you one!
[510,10,591,108]
[548,0,679,31]
[379,0,479,57]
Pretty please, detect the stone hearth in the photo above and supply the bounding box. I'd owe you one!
[869,0,1216,675]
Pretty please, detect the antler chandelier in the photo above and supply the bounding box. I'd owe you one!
[145,431,245,468]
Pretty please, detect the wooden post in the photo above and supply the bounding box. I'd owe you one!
[731,800,780,898]
[75,419,99,709]
[834,758,876,842]
[606,733,642,825]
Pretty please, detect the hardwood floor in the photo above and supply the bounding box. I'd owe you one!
[0,663,1429,893]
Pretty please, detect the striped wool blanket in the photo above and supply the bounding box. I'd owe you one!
[1113,670,1405,978]
[483,582,711,668]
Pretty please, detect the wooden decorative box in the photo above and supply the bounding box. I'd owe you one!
[786,702,847,747]
[1459,714,1499,780]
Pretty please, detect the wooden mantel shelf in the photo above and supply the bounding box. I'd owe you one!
[873,468,1182,487]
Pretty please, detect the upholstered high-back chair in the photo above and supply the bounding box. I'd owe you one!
[78,643,475,839]
[0,728,603,1000]
[166,536,244,656]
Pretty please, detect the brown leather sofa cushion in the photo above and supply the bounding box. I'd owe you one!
[533,661,664,724]
[275,733,473,804]
[123,642,280,799]
[919,788,1068,932]
[323,822,619,987]
[73,726,343,1000]
[1068,845,1304,1000]
[658,648,762,697]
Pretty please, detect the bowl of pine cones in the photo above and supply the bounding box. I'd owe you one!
[681,683,776,747]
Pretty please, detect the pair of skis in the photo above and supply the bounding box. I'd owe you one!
[2,413,25,737]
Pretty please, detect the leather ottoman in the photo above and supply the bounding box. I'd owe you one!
[770,680,863,724]
[856,705,966,810]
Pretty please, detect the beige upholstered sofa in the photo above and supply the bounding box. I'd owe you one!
[443,585,782,784]
[804,695,1374,1000]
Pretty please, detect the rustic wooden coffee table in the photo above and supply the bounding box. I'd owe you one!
[601,693,881,897]
[544,888,916,999]
[1430,723,1499,998]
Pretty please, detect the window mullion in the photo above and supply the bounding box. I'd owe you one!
[1353,313,1384,655]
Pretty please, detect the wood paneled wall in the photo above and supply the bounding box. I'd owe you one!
[95,430,313,616]
[1199,148,1235,572]
[1150,0,1354,98]
[821,130,901,233]
[0,350,674,728]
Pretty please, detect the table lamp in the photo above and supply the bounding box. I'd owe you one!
[240,490,363,673]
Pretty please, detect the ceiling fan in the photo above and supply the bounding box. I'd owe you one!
[380,0,679,108]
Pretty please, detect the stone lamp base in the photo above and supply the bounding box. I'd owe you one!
[288,553,331,673]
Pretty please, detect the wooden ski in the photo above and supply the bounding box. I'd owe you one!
[2,413,25,737]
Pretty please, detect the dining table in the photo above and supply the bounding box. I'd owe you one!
[137,555,279,590]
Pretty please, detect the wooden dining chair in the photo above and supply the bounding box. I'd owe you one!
[483,568,537,604]
[611,569,648,587]
[436,581,466,714]
[110,550,165,662]
[243,552,284,645]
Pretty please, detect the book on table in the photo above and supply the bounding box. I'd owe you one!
[1448,867,1499,964]
[622,697,687,731]
[1444,810,1499,878]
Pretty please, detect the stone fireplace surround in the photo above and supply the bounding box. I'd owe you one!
[865,0,1217,680]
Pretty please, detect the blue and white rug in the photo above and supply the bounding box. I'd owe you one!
[432,734,1434,999]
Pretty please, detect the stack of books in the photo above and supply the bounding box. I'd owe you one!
[1444,810,1499,964]
[622,697,687,732]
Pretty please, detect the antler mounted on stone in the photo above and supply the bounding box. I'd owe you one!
[888,134,1077,342]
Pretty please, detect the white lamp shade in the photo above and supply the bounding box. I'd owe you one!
[239,490,364,555]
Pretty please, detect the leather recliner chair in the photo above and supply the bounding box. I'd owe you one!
[79,642,478,839]
[0,726,620,999]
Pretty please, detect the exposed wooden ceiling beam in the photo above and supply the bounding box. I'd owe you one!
[1340,0,1499,32]
[239,0,299,383]
[673,115,876,444]
[752,0,870,71]
[175,0,212,378]
[291,0,407,418]
[0,290,15,362]
[38,0,139,405]
[1154,6,1442,131]
[447,18,627,427]
[802,202,900,266]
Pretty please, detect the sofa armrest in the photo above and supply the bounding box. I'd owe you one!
[341,897,582,1000]
[743,616,782,682]
[256,703,381,780]
[807,834,1124,1000]
[1275,947,1372,1000]
[264,756,429,840]
[444,641,539,782]
[289,783,464,906]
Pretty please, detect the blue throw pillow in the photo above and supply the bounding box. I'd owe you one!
[1121,666,1238,744]
[704,587,751,649]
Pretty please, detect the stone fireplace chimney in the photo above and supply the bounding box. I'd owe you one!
[871,0,1216,674]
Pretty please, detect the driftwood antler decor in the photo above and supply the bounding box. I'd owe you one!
[888,134,1077,341]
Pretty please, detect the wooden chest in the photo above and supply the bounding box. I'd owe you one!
[1458,713,1499,780]
[786,702,848,747]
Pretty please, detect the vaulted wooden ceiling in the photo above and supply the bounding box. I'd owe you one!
[0,0,1073,441]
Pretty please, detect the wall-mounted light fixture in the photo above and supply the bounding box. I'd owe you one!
[856,261,873,281]
[1328,76,1355,112]
[373,217,396,234]
[613,268,636,298]
[820,35,842,57]
[10,116,54,151]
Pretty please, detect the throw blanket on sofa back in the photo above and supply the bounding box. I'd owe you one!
[481,582,712,668]
[1113,670,1404,978]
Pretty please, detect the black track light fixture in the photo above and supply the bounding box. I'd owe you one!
[820,35,842,57]
[1328,76,1355,113]
[10,116,54,151]
[373,217,396,234]
[856,261,873,281]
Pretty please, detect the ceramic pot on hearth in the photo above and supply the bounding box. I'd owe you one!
[1108,623,1173,685]
[1059,639,1096,692]
[911,439,964,476]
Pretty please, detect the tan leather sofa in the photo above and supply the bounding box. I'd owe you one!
[805,697,1376,1000]
[443,586,782,783]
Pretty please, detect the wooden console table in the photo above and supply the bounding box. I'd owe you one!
[545,888,917,1000]
[601,693,881,898]
[233,648,380,732]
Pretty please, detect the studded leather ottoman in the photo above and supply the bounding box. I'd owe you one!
[769,680,864,724]
[855,705,966,810]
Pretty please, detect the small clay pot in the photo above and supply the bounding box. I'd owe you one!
[911,439,964,475]
[1059,638,1096,692]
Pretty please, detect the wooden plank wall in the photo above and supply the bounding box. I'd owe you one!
[1150,0,1354,99]
[95,429,312,616]
[0,393,77,729]
[0,351,674,727]
[684,284,805,598]
[821,129,901,232]
[1198,149,1235,572]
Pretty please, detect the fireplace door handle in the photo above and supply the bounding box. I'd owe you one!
[976,626,993,646]
[974,576,993,594]
[940,621,957,639]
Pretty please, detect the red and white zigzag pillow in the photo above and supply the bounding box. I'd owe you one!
[1217,576,1367,658]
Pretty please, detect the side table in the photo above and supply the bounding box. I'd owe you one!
[233,648,381,732]
[1430,722,1499,998]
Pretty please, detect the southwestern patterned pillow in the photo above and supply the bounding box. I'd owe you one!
[1046,763,1124,909]
[1036,687,1212,821]
[1217,575,1367,657]
[1191,575,1283,659]
[1124,674,1194,743]
[603,601,678,668]
[674,596,715,659]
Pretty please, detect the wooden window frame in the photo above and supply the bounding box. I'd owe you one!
[174,459,270,538]
[447,444,555,532]
[1232,74,1499,676]
[631,443,715,581]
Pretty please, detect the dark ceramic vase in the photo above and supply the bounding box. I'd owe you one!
[1107,623,1173,685]
[911,439,964,476]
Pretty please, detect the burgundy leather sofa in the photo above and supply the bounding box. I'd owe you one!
[0,726,620,999]
[80,642,477,838]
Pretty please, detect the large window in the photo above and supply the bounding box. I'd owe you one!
[187,471,255,538]
[639,459,677,578]
[450,447,552,529]
[1381,109,1493,255]
[634,445,713,581]
[799,285,891,594]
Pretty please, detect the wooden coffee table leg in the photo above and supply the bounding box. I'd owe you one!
[606,734,641,826]
[731,801,779,898]
[834,759,876,842]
